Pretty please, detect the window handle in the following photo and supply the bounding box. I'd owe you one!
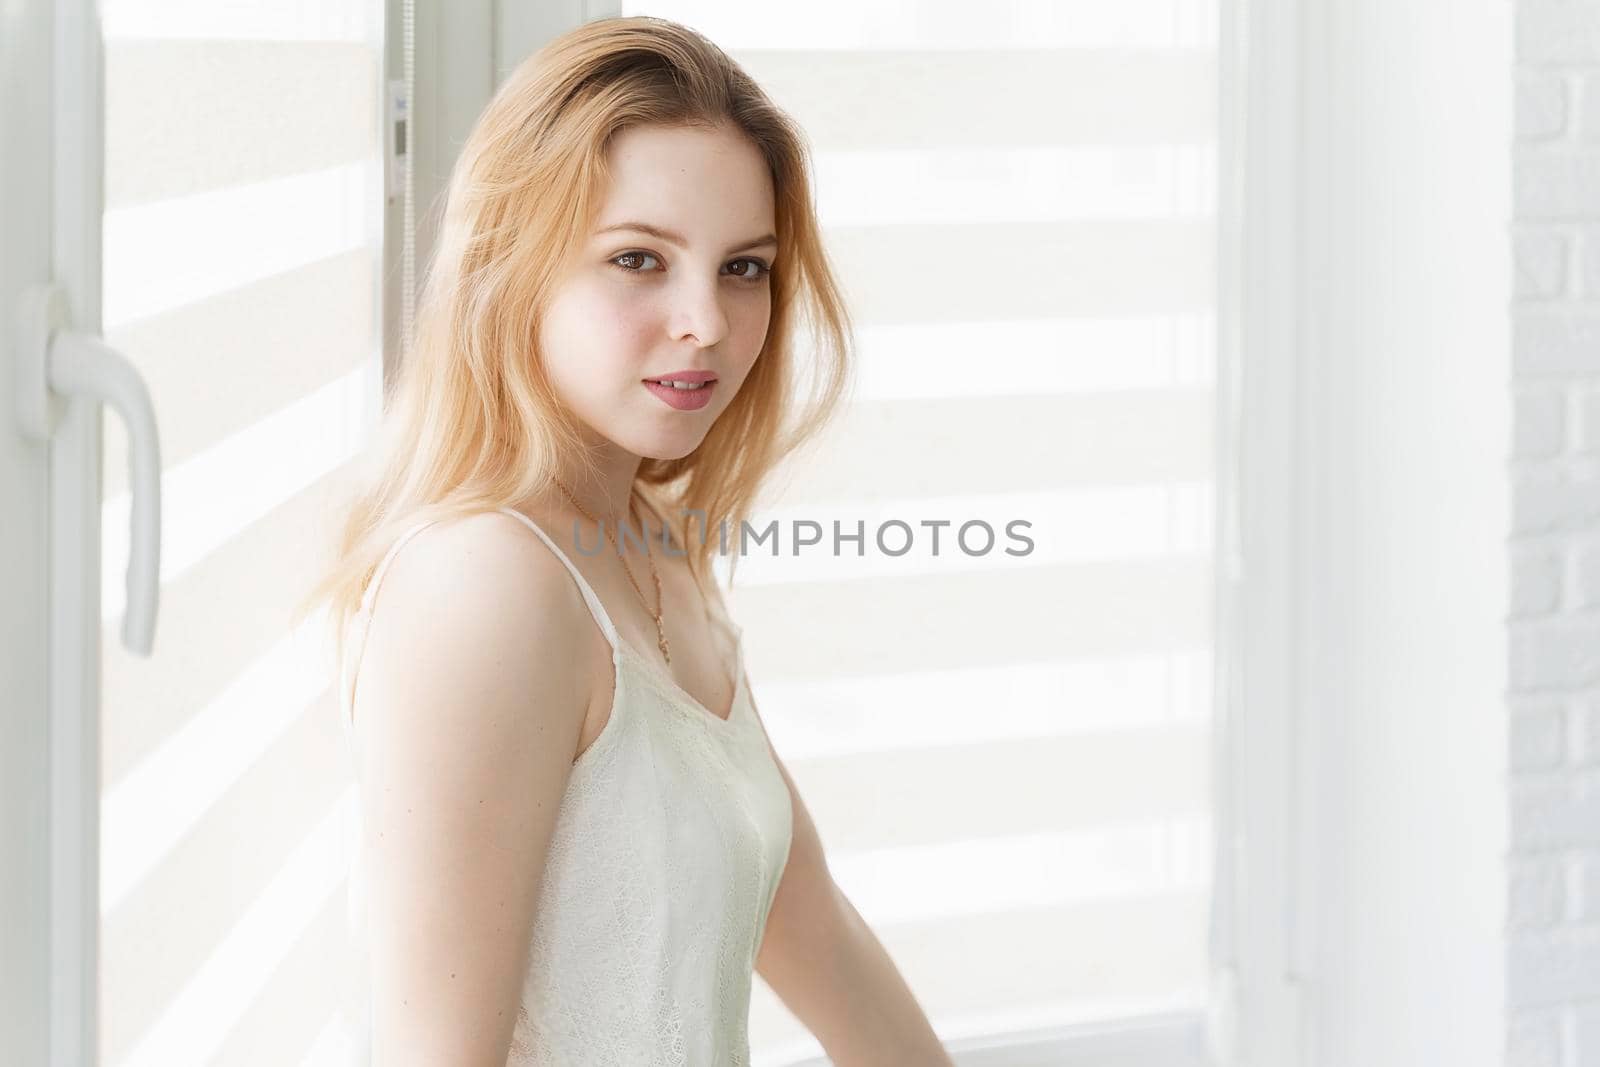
[15,283,162,656]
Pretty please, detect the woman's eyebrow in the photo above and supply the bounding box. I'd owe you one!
[595,220,778,255]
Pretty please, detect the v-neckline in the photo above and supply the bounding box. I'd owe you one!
[615,628,744,727]
[492,501,744,726]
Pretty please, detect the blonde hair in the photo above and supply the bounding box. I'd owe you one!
[294,15,854,668]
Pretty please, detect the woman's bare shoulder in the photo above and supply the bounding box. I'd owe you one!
[352,509,596,747]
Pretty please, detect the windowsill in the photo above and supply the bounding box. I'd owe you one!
[778,1009,1207,1067]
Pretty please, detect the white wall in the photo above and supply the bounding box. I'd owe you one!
[1290,0,1511,1064]
[1508,0,1600,1062]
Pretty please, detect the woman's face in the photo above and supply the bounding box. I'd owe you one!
[538,122,777,462]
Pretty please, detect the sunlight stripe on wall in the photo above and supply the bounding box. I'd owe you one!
[299,1014,359,1067]
[116,792,355,1067]
[99,471,362,785]
[101,614,336,909]
[101,160,378,329]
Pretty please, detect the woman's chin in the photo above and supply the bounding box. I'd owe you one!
[623,427,709,463]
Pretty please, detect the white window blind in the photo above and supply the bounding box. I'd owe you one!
[95,2,386,1064]
[612,3,1219,1062]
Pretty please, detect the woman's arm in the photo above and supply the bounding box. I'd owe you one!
[352,513,597,1066]
[747,697,955,1067]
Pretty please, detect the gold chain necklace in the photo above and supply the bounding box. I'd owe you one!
[553,478,671,665]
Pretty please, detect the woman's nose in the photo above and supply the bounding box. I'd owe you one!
[669,278,730,348]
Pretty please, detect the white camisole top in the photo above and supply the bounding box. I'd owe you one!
[338,506,794,1066]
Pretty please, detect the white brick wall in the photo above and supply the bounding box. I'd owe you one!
[1514,3,1600,1063]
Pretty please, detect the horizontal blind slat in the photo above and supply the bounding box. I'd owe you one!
[101,251,377,497]
[209,885,357,1067]
[765,390,1214,501]
[101,359,378,622]
[737,49,1217,148]
[828,817,1211,927]
[814,145,1217,226]
[731,557,1211,681]
[626,0,1217,50]
[103,466,362,785]
[828,219,1215,324]
[750,893,1210,1052]
[102,161,378,329]
[106,41,380,208]
[788,725,1211,852]
[847,315,1215,400]
[758,651,1211,760]
[104,787,356,1066]
[101,0,380,44]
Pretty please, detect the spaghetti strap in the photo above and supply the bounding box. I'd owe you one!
[342,517,440,728]
[496,507,622,653]
[359,519,438,618]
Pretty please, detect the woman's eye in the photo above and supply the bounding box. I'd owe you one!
[611,251,660,273]
[609,251,771,282]
[727,257,772,281]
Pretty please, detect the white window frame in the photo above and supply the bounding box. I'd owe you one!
[3,3,116,1063]
[1210,0,1315,1064]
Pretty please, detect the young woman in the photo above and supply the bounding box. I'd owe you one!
[298,16,953,1066]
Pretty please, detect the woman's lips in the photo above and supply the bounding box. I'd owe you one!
[643,378,716,410]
